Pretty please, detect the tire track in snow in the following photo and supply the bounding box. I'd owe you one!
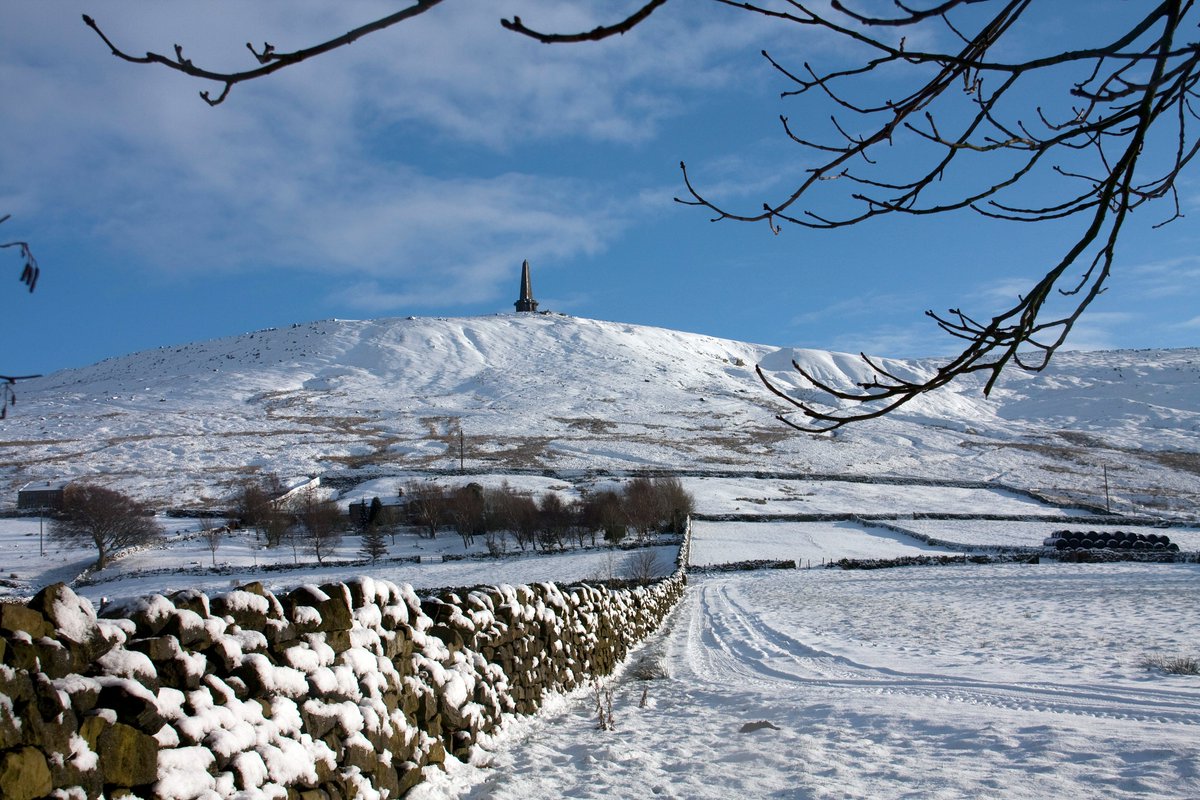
[682,578,1200,727]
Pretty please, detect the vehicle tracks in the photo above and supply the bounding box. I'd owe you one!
[678,579,1200,727]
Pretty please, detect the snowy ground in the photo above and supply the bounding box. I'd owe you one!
[0,513,677,604]
[688,519,957,566]
[4,315,1198,520]
[894,518,1200,551]
[76,544,681,607]
[424,564,1200,799]
[681,477,1090,517]
[2,474,1194,603]
[687,516,1200,568]
[3,475,1198,798]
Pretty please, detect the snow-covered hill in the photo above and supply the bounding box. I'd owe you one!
[3,314,1197,515]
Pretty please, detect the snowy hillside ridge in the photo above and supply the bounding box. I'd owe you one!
[3,313,1198,517]
[0,556,687,799]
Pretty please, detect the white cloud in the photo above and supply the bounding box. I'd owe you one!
[825,321,955,360]
[1058,311,1136,352]
[789,290,924,328]
[0,1,800,314]
[1124,255,1200,300]
[968,277,1039,307]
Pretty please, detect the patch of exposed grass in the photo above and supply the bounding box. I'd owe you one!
[1144,450,1200,477]
[628,653,670,681]
[553,417,617,434]
[1141,653,1200,676]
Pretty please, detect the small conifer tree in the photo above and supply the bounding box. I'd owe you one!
[361,524,387,563]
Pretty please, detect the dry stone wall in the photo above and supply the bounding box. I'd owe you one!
[0,562,686,799]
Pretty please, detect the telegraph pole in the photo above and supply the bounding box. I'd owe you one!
[1103,465,1111,513]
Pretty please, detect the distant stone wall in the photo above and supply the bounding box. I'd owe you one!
[0,555,687,798]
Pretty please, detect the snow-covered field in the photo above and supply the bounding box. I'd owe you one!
[0,471,671,601]
[80,544,680,607]
[689,516,1200,557]
[0,513,678,604]
[682,477,1089,517]
[426,564,1200,799]
[688,519,957,566]
[895,518,1200,551]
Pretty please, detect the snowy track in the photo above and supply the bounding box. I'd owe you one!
[688,581,1200,728]
[435,563,1200,800]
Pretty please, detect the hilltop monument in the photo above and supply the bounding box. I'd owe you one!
[514,259,538,313]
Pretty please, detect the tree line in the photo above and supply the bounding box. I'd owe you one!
[47,476,694,569]
[396,476,693,556]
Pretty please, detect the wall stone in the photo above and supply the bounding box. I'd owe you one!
[0,532,689,798]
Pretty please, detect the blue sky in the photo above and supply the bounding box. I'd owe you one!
[2,1,1198,377]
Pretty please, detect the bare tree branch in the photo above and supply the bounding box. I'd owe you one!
[1,213,41,419]
[668,1,1198,430]
[0,214,38,293]
[83,1,448,106]
[501,0,671,43]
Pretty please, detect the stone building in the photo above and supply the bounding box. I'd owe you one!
[17,480,69,510]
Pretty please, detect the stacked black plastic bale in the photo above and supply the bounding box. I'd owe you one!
[1043,529,1180,553]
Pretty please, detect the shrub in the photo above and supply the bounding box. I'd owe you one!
[1141,653,1200,675]
[624,549,661,584]
[628,651,669,681]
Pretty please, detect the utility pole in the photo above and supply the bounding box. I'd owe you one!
[1103,465,1111,513]
[458,427,465,472]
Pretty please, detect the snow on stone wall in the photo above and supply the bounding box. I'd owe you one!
[0,557,687,799]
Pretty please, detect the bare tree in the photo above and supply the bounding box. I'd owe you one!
[482,484,522,555]
[513,2,1200,430]
[581,489,627,545]
[84,4,450,106]
[405,480,446,539]
[282,519,303,565]
[232,476,290,547]
[81,2,664,105]
[654,476,693,534]
[84,3,1200,428]
[624,549,661,584]
[619,476,695,542]
[504,492,540,552]
[567,498,589,548]
[537,492,570,552]
[50,483,161,569]
[446,482,487,548]
[623,477,661,544]
[296,490,343,565]
[200,517,222,567]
